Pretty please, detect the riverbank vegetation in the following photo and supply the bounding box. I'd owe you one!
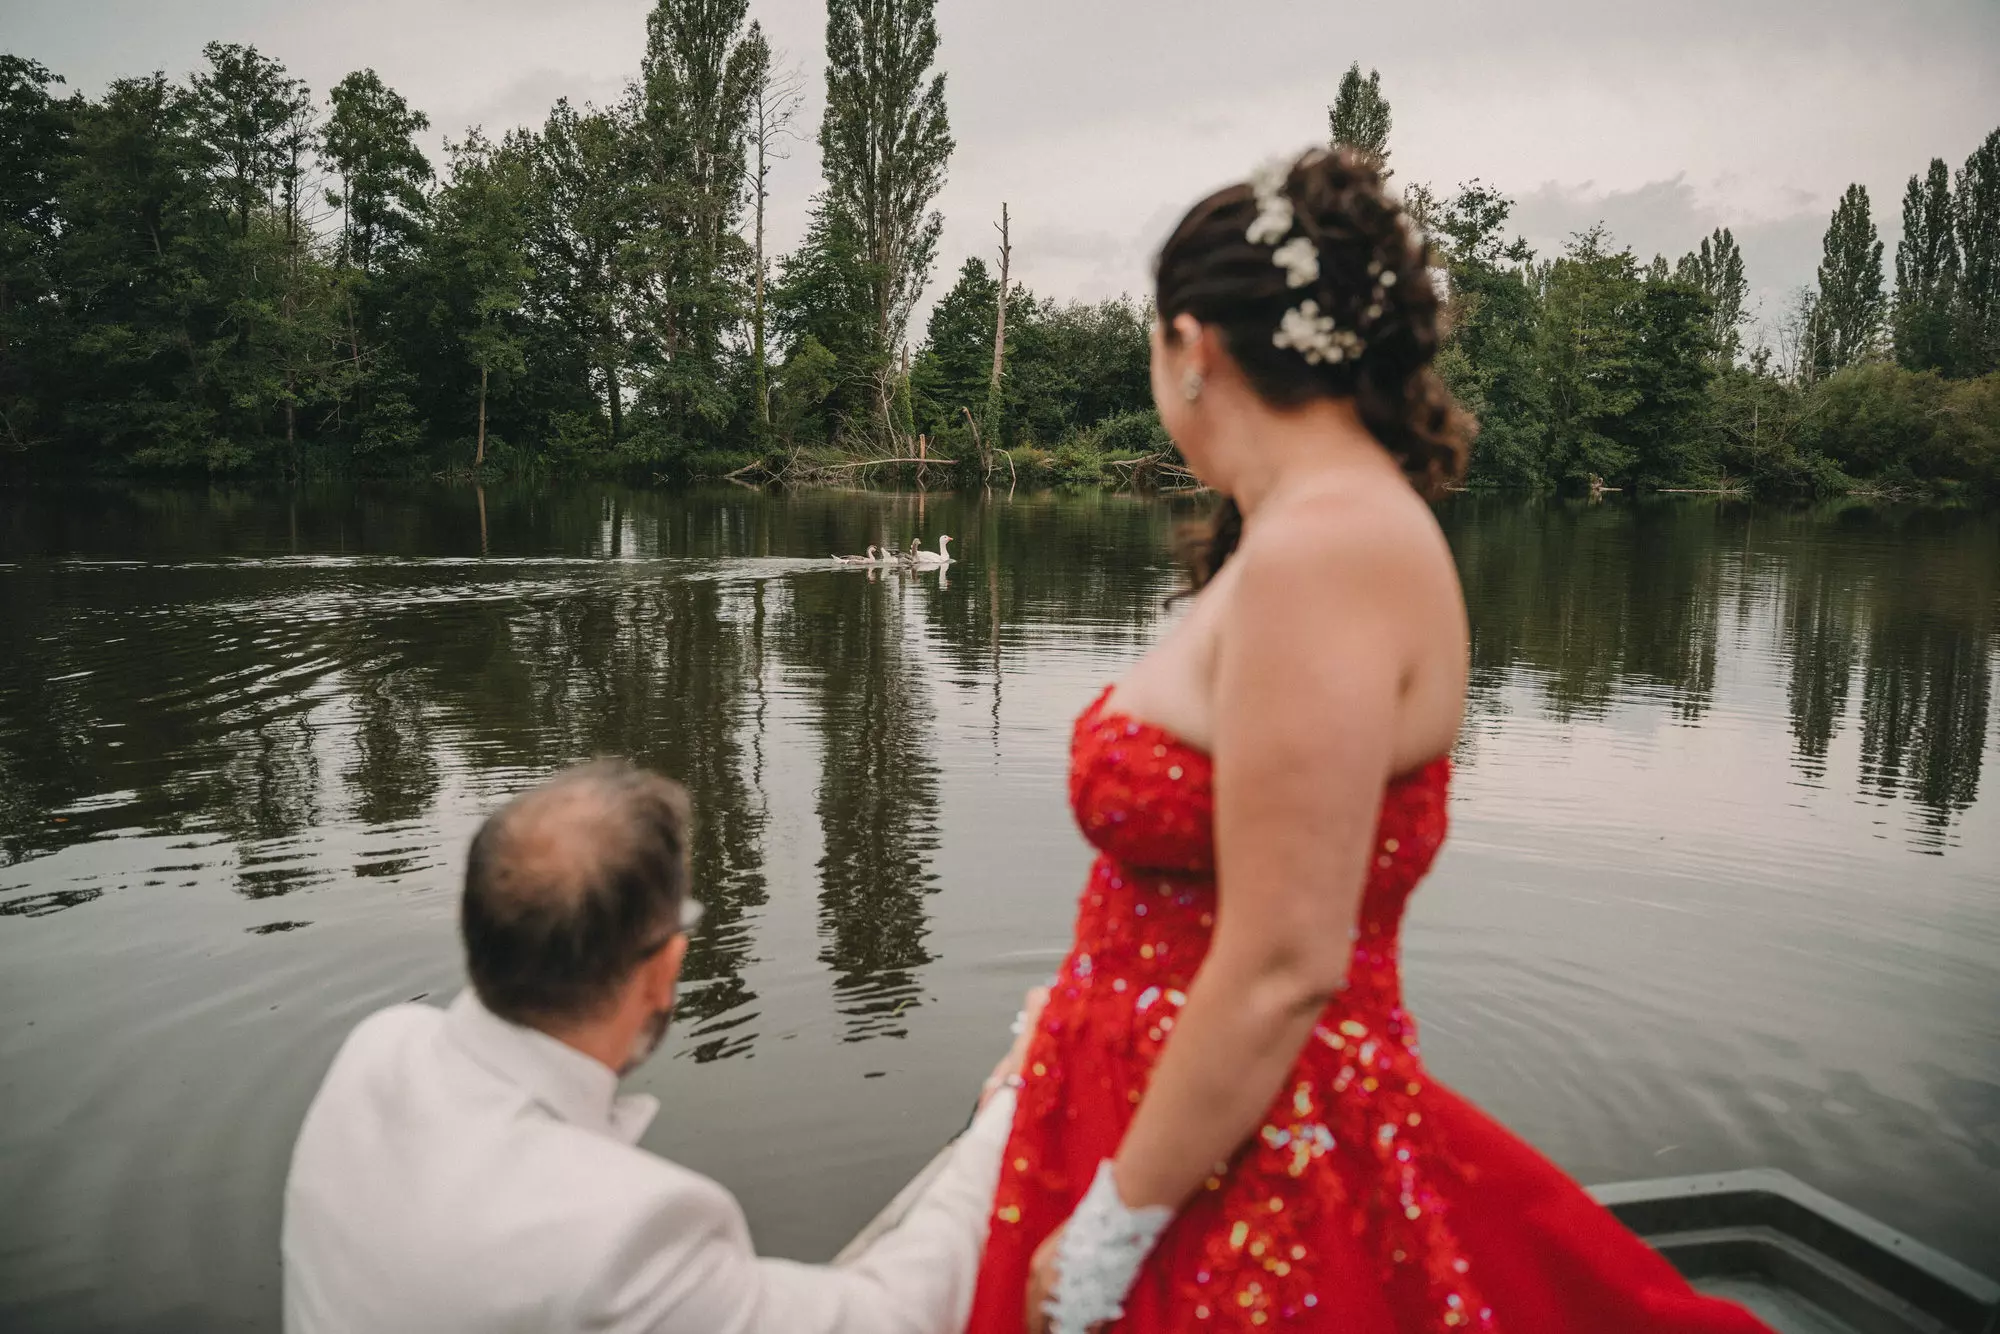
[1,22,1997,500]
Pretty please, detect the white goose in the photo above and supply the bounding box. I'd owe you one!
[909,535,954,568]
[831,545,878,565]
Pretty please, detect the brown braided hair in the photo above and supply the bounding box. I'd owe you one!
[1158,148,1475,588]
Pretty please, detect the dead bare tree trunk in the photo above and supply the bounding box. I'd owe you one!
[984,202,1011,474]
[747,64,803,433]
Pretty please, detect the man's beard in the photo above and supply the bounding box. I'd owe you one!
[619,1004,675,1077]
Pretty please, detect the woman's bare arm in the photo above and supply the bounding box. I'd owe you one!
[1102,498,1412,1214]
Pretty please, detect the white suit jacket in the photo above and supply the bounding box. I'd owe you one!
[282,990,1014,1334]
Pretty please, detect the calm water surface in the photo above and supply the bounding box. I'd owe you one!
[1,485,1996,1332]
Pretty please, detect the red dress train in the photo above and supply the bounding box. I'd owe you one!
[964,689,1772,1334]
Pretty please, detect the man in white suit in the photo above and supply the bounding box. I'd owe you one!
[283,759,1035,1334]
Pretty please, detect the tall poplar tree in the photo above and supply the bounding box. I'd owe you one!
[1809,184,1885,378]
[1893,160,1958,374]
[1674,227,1748,367]
[819,0,953,372]
[632,0,768,429]
[1328,63,1391,173]
[1953,127,2000,376]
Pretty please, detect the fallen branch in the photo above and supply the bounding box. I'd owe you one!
[812,455,957,471]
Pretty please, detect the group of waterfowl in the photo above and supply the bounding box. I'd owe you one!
[831,535,954,569]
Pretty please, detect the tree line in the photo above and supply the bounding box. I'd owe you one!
[2,26,1997,499]
[1413,117,2000,501]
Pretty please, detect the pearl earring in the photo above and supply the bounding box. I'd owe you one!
[1182,371,1204,403]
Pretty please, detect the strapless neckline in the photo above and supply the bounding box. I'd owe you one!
[1083,683,1452,790]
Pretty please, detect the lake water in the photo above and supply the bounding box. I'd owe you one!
[1,484,1995,1331]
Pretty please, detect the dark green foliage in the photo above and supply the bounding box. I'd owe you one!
[1808,184,1884,379]
[1810,364,2000,494]
[1328,63,1391,172]
[1625,277,1717,486]
[0,56,74,452]
[1895,160,1957,373]
[910,257,998,440]
[52,74,233,467]
[192,43,310,241]
[769,191,882,443]
[323,70,431,270]
[1954,128,2000,376]
[1000,296,1152,447]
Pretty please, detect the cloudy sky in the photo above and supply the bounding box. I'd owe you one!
[13,0,2000,344]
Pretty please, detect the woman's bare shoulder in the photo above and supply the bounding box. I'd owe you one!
[1236,475,1450,590]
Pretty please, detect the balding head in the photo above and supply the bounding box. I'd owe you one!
[461,760,694,1028]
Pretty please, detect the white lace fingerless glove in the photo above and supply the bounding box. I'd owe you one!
[1045,1161,1173,1334]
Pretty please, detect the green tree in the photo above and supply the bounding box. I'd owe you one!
[1953,127,2000,376]
[524,99,638,446]
[630,0,768,435]
[1894,159,1958,374]
[191,42,310,240]
[770,191,877,441]
[1427,182,1545,485]
[1674,227,1748,367]
[323,70,432,271]
[1534,227,1642,487]
[1809,184,1885,378]
[53,74,232,466]
[819,0,953,369]
[321,70,433,458]
[1625,274,1716,485]
[911,256,996,438]
[426,132,531,465]
[1328,62,1391,173]
[1003,296,1152,446]
[0,56,74,454]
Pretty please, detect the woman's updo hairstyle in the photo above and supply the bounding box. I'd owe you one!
[1158,147,1475,587]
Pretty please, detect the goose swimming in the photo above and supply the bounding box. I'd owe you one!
[909,535,954,567]
[831,545,878,565]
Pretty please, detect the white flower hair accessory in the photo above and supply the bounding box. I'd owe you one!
[1272,299,1365,365]
[1244,149,1389,366]
[1245,158,1295,247]
[1271,236,1319,288]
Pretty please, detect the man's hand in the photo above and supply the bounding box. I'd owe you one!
[980,986,1050,1108]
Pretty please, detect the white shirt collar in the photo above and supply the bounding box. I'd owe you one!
[443,989,660,1144]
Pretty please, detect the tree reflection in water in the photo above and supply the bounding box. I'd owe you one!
[784,568,943,1042]
[0,484,1993,1004]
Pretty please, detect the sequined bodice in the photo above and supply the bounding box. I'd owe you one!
[1069,686,1450,1021]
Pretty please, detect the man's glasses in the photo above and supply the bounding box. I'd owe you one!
[634,897,703,961]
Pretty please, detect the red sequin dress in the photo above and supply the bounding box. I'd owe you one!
[965,688,1773,1334]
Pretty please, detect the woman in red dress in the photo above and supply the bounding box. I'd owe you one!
[964,149,1773,1334]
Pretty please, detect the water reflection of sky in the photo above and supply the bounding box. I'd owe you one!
[0,486,1994,1332]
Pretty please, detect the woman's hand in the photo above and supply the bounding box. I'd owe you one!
[981,986,1050,1108]
[1023,1222,1065,1334]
